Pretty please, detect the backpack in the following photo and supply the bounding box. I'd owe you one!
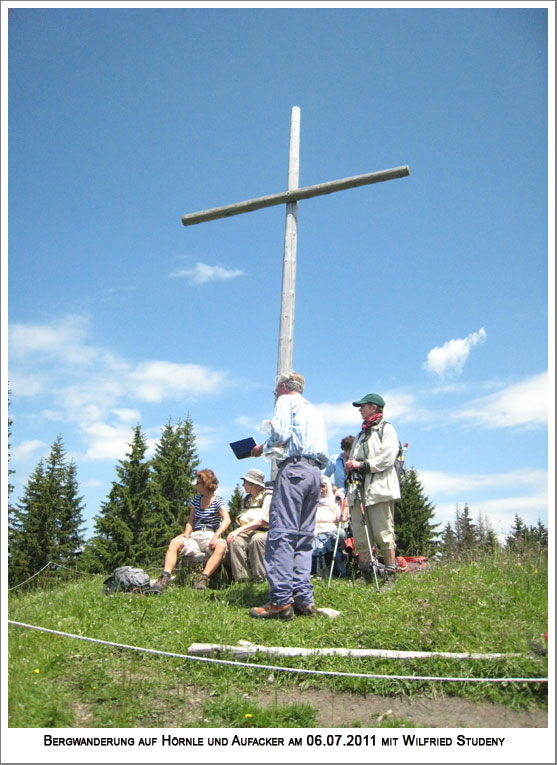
[311,533,347,578]
[103,566,152,594]
[377,421,406,481]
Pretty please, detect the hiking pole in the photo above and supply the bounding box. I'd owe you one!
[350,472,380,593]
[361,509,380,593]
[327,503,344,587]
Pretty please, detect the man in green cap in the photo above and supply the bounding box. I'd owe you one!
[345,393,400,586]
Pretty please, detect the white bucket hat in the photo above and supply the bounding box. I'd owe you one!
[241,468,266,488]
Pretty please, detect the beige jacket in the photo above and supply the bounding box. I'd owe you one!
[346,420,401,506]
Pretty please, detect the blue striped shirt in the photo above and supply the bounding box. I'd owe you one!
[264,392,328,469]
[191,494,226,531]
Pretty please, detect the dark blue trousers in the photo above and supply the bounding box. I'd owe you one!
[264,458,321,607]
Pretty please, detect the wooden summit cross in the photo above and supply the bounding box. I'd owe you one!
[182,106,410,377]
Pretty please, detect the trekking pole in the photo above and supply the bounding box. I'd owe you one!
[327,499,345,587]
[361,509,380,593]
[351,474,380,593]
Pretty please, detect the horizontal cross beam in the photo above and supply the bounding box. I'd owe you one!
[181,165,410,226]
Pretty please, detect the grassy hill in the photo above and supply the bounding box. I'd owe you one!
[8,548,548,728]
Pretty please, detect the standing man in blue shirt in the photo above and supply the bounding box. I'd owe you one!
[249,371,328,620]
[324,435,355,496]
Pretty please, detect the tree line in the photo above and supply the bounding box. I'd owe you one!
[8,417,201,584]
[8,405,547,586]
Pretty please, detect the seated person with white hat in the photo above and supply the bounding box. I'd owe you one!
[226,468,272,582]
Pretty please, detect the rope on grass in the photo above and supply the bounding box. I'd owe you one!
[8,561,89,591]
[7,563,52,591]
[8,621,548,685]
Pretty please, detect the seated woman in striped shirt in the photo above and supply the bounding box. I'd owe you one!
[151,468,231,592]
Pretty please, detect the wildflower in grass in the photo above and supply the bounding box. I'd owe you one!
[245,714,253,721]
[33,669,40,674]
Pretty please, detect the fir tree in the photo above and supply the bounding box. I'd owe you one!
[8,391,15,499]
[455,504,476,554]
[147,416,199,552]
[505,514,530,550]
[394,467,440,556]
[440,521,458,559]
[476,511,500,553]
[8,436,85,585]
[228,484,245,526]
[88,425,153,571]
[505,515,548,551]
[56,459,86,566]
[9,460,50,584]
[529,519,548,548]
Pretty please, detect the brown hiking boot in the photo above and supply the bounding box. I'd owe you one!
[293,602,318,616]
[382,567,397,590]
[249,603,295,621]
[194,573,210,590]
[149,572,170,594]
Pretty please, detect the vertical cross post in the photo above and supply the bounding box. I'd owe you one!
[277,106,300,378]
[181,109,410,385]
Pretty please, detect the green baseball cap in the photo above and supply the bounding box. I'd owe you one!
[352,393,385,408]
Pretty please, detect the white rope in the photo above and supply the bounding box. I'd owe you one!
[8,561,89,591]
[8,621,548,685]
[8,563,52,591]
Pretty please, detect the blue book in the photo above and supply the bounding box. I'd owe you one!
[229,437,257,460]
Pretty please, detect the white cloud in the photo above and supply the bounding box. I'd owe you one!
[418,467,547,497]
[9,316,229,421]
[7,373,45,397]
[433,495,548,539]
[315,401,359,433]
[9,315,99,365]
[81,422,138,461]
[128,361,227,402]
[234,416,268,435]
[83,479,103,488]
[418,467,548,539]
[192,424,221,452]
[112,408,141,423]
[451,371,548,429]
[12,439,48,462]
[424,327,487,380]
[9,315,233,468]
[315,392,426,436]
[170,262,244,285]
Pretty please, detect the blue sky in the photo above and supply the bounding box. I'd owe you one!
[4,4,552,545]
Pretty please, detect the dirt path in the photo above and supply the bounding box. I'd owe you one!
[256,688,547,728]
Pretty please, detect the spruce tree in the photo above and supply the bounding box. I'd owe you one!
[146,416,200,559]
[476,511,500,553]
[455,504,477,554]
[505,514,530,550]
[228,484,245,526]
[530,519,548,548]
[88,425,153,571]
[8,391,15,499]
[56,459,86,566]
[8,436,85,585]
[440,521,458,559]
[9,460,51,585]
[394,468,440,556]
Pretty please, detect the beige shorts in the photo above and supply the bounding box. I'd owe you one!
[349,499,396,557]
[179,530,227,559]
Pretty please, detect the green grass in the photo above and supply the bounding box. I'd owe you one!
[8,548,548,728]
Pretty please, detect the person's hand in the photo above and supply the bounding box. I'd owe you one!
[345,459,361,471]
[209,534,219,550]
[226,530,238,545]
[251,443,264,457]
